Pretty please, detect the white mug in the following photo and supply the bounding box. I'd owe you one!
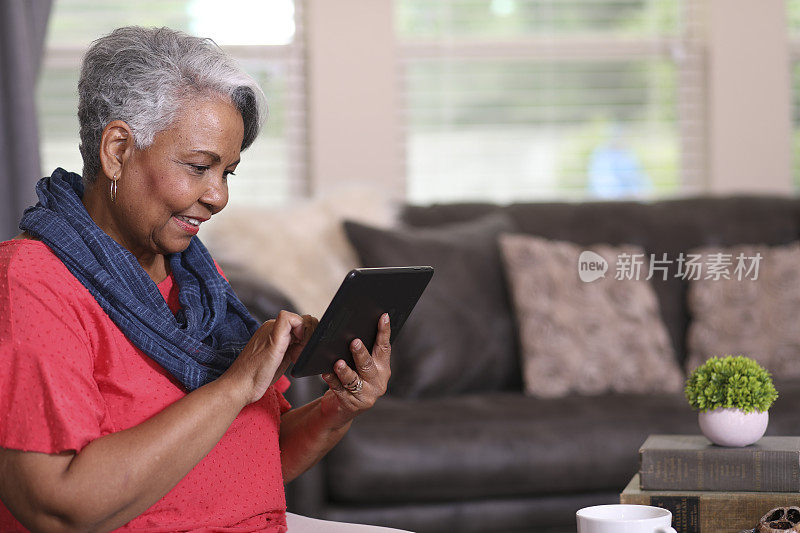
[576,504,678,533]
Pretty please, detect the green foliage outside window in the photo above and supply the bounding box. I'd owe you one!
[685,355,778,414]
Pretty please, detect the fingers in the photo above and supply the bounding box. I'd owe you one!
[333,359,362,392]
[289,314,308,343]
[227,311,305,406]
[350,338,378,378]
[272,311,303,339]
[267,311,304,356]
[372,313,391,364]
[286,314,319,364]
[320,313,392,412]
[291,314,318,344]
[299,314,318,348]
[321,371,345,392]
[301,315,319,343]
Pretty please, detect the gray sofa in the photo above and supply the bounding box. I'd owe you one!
[229,196,800,533]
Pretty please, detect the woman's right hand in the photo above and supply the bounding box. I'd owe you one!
[221,311,317,406]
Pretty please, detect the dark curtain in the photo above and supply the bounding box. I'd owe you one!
[0,0,53,240]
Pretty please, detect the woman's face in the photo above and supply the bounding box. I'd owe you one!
[106,96,244,261]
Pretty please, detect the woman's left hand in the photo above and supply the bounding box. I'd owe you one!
[320,313,392,428]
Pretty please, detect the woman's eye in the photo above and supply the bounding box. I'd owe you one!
[223,170,236,179]
[190,165,209,174]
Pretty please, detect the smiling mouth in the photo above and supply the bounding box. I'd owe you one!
[175,215,202,227]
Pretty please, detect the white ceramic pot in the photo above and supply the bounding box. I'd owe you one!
[698,408,768,447]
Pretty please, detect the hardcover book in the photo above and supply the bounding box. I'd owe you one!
[639,435,800,492]
[620,473,800,533]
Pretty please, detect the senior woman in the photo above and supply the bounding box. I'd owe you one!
[0,27,403,533]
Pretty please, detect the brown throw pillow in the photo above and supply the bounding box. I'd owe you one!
[686,242,800,377]
[499,234,683,399]
[344,214,520,398]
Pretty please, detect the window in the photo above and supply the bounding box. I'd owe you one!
[396,0,706,203]
[38,0,306,207]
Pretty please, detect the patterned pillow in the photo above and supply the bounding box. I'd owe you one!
[686,242,800,377]
[499,234,684,399]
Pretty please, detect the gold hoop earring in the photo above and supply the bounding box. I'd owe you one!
[110,174,118,203]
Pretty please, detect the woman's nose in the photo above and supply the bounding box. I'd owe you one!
[200,174,228,214]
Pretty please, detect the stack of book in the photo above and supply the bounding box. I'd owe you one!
[620,435,800,533]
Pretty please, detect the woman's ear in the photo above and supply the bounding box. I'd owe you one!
[98,120,133,181]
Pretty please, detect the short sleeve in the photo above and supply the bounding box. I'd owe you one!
[0,250,108,454]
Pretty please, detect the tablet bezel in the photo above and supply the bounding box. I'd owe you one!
[289,266,434,378]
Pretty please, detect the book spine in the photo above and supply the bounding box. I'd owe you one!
[620,490,800,533]
[639,448,800,492]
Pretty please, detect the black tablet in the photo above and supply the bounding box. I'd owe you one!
[289,266,434,378]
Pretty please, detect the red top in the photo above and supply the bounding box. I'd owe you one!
[0,239,291,532]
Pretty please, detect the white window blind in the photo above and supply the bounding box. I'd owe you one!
[37,0,307,208]
[396,0,706,203]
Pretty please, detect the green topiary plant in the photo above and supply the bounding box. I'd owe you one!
[685,355,778,414]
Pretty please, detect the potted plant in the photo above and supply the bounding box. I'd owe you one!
[685,355,779,447]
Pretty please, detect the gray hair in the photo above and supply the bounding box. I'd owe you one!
[78,26,266,182]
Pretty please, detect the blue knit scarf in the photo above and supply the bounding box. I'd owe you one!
[19,168,261,391]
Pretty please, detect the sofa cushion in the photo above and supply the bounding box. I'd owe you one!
[499,234,683,398]
[343,214,520,398]
[686,242,800,376]
[326,390,702,504]
[402,197,800,365]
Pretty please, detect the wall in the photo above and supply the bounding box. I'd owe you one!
[706,0,793,195]
[305,0,403,200]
